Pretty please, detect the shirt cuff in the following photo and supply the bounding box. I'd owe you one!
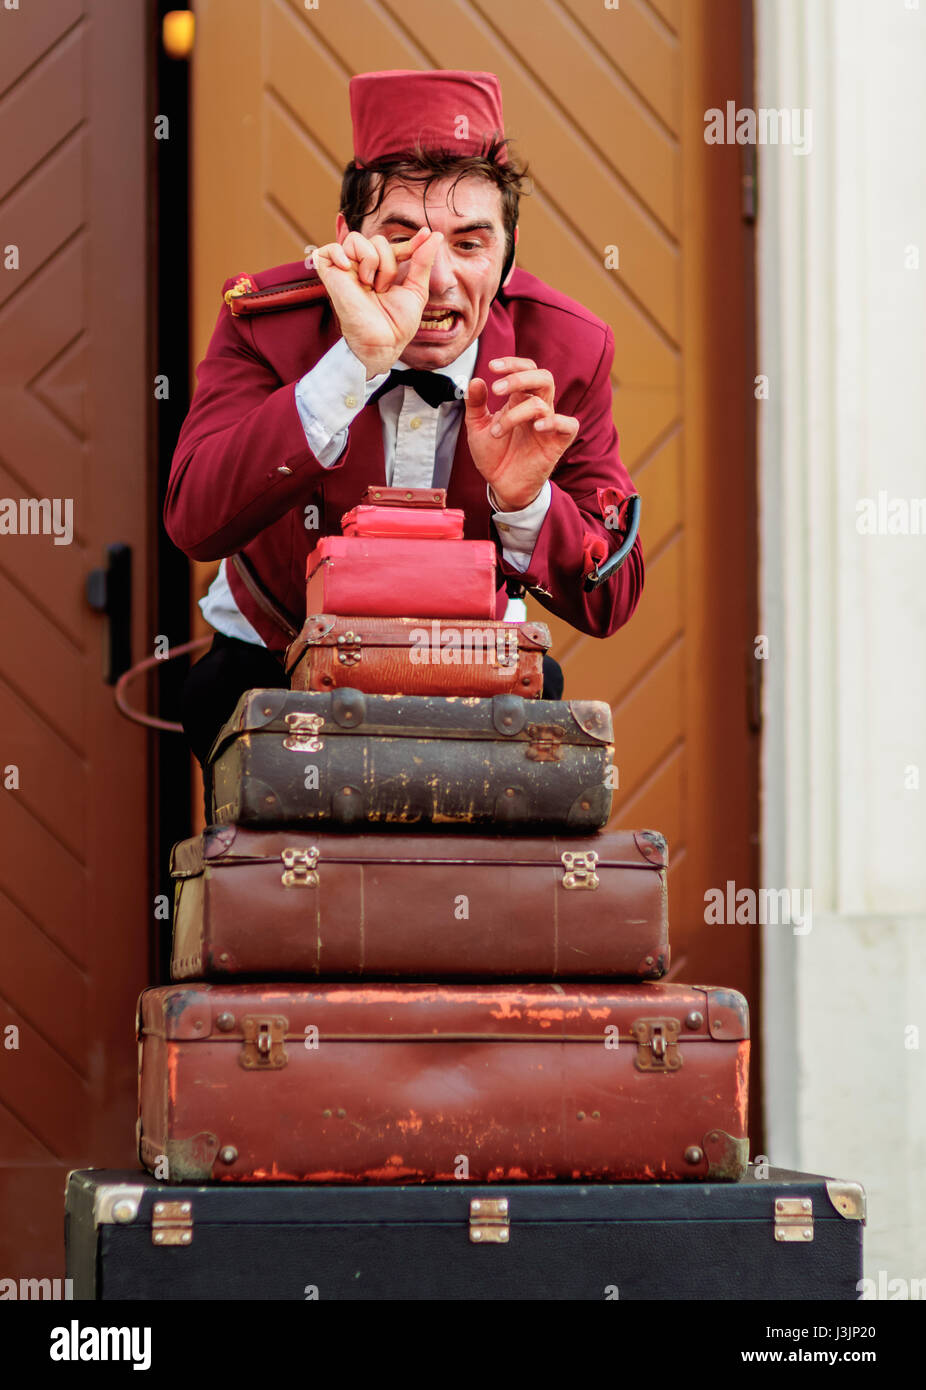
[294,338,389,467]
[488,480,552,573]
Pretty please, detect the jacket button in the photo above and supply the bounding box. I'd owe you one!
[277,465,293,475]
[344,394,358,408]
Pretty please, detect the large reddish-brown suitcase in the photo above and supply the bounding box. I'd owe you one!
[136,982,749,1184]
[169,826,670,981]
[285,615,551,698]
[305,535,498,618]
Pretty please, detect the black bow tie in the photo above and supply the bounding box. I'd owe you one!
[371,368,462,410]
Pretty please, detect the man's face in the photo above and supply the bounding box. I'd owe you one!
[338,174,509,370]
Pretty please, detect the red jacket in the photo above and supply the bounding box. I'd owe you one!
[165,262,644,649]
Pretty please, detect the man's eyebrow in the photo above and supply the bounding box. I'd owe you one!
[376,214,422,232]
[376,215,498,236]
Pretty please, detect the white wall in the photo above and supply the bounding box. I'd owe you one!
[756,0,926,1286]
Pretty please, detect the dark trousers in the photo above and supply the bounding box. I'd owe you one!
[183,633,565,820]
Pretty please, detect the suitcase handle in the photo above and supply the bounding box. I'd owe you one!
[583,495,641,589]
[360,486,447,509]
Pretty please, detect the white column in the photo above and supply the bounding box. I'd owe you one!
[757,0,926,1283]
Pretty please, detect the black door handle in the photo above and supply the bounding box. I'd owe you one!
[86,543,133,684]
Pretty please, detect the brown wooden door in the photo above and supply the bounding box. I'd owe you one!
[191,0,760,1119]
[0,0,152,1277]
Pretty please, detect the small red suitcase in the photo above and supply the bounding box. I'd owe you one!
[169,826,670,981]
[305,536,498,619]
[137,982,749,1184]
[284,615,550,697]
[341,505,465,539]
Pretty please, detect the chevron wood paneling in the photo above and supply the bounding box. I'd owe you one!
[193,0,759,1125]
[0,0,151,1277]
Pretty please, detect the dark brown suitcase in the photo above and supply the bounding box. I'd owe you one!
[136,982,749,1185]
[208,689,614,830]
[169,826,669,981]
[285,615,550,698]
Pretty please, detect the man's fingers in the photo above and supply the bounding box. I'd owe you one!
[390,227,432,263]
[488,396,550,437]
[533,413,580,440]
[341,231,384,286]
[488,356,538,374]
[464,377,490,416]
[369,234,398,293]
[314,242,351,273]
[492,368,555,400]
[402,230,444,299]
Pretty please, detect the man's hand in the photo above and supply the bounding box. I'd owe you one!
[465,357,580,512]
[312,228,442,378]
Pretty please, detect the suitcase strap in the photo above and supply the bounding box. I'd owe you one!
[230,552,301,641]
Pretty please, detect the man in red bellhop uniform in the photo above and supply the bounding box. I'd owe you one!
[166,69,644,774]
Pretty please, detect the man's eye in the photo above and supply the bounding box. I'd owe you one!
[457,241,483,251]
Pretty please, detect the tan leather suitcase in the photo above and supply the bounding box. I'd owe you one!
[285,615,550,698]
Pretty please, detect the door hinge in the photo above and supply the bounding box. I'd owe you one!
[746,645,763,734]
[560,850,599,890]
[239,1016,288,1069]
[469,1197,510,1244]
[632,1018,682,1072]
[281,846,320,888]
[151,1200,193,1247]
[283,711,324,752]
[336,631,362,666]
[742,143,758,222]
[774,1197,814,1243]
[525,723,565,761]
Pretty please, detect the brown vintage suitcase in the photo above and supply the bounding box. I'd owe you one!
[137,982,749,1184]
[285,615,550,698]
[169,826,669,981]
[208,689,614,830]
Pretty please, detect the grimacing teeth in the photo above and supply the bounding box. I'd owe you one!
[420,312,458,330]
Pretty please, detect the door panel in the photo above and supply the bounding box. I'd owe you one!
[0,0,152,1277]
[191,0,760,1122]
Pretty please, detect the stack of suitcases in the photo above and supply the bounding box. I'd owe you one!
[63,488,865,1299]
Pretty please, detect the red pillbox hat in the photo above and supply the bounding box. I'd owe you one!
[349,69,507,166]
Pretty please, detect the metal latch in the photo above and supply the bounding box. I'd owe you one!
[239,1016,288,1070]
[774,1197,814,1242]
[561,850,599,890]
[495,630,518,667]
[469,1197,510,1244]
[283,711,324,752]
[632,1018,682,1072]
[152,1200,193,1247]
[525,723,565,762]
[281,846,319,887]
[336,631,362,666]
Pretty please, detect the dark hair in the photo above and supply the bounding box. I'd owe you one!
[339,139,529,270]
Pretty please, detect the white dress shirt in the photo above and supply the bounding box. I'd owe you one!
[201,336,547,639]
